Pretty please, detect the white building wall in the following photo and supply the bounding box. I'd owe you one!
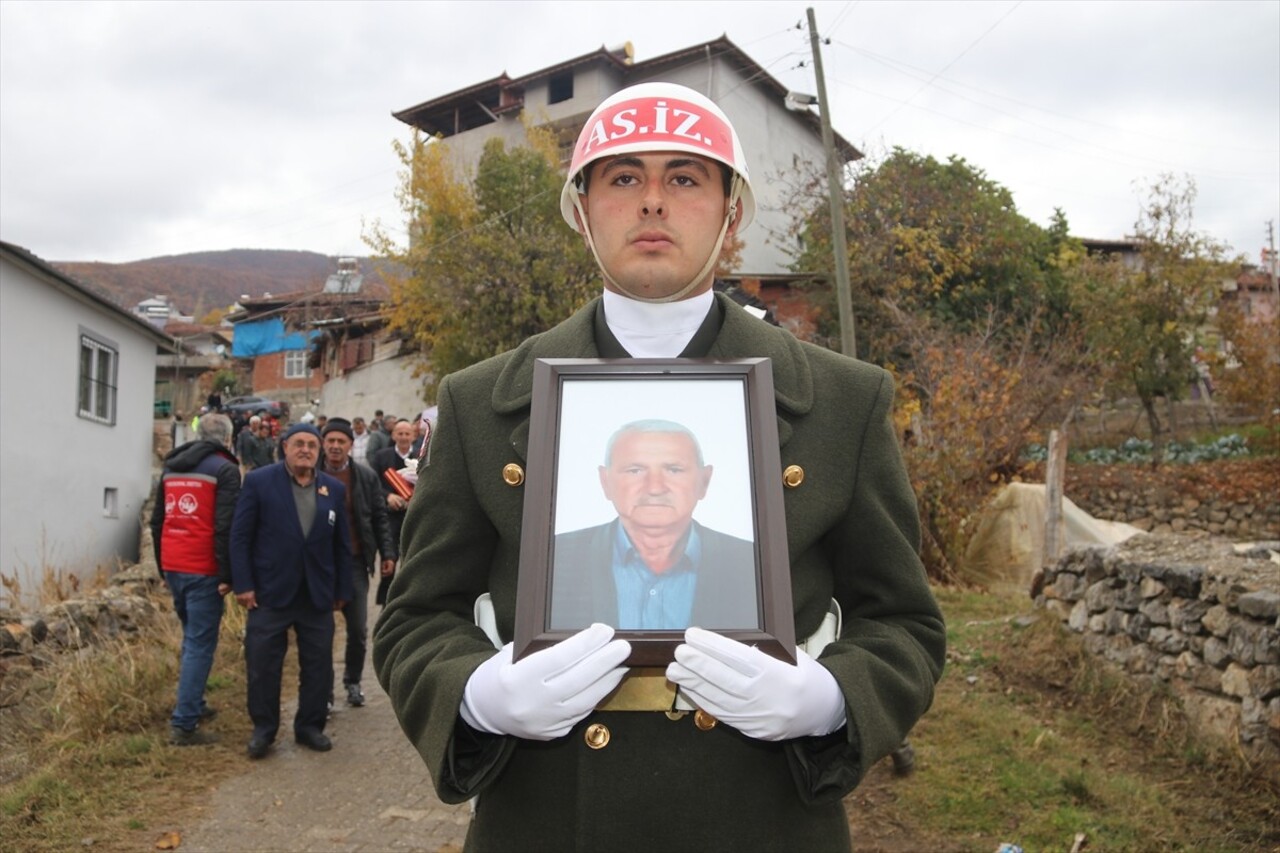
[320,354,430,423]
[629,59,826,276]
[0,255,159,606]
[434,59,826,276]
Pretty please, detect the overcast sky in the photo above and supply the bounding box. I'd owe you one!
[1,0,1277,267]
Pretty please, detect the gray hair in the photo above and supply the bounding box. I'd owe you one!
[197,413,234,448]
[603,419,704,467]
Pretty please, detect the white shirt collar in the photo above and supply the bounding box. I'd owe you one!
[601,290,714,358]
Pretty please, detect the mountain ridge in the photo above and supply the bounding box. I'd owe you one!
[52,249,393,319]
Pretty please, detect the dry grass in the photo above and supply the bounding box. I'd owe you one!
[0,582,252,852]
[856,588,1280,852]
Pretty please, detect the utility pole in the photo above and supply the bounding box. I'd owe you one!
[806,6,856,358]
[1267,220,1278,308]
[303,293,312,415]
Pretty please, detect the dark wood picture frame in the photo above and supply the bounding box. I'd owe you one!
[513,358,795,667]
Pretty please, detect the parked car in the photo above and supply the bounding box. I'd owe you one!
[221,395,290,419]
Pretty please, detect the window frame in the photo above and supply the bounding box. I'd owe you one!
[77,330,119,425]
[284,348,308,379]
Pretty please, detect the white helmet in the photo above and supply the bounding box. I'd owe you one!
[560,82,755,303]
[560,82,755,232]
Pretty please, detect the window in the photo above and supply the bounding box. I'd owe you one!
[284,349,308,379]
[548,70,574,105]
[103,487,119,519]
[340,338,375,371]
[78,333,118,424]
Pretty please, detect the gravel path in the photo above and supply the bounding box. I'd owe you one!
[176,618,471,852]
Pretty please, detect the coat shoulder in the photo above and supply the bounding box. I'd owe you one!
[797,338,889,387]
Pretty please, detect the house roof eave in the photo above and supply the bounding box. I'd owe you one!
[0,240,177,350]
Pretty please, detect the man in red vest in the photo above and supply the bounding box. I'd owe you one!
[149,412,241,746]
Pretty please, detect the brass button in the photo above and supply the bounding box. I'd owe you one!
[782,465,804,489]
[584,722,611,749]
[664,710,688,722]
[694,710,717,731]
[502,463,524,487]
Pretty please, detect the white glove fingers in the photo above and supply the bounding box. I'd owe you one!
[682,627,763,677]
[669,646,756,699]
[543,638,631,695]
[555,664,630,717]
[533,622,617,677]
[665,665,739,714]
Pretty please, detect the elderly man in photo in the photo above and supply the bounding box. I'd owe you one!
[551,419,754,631]
[374,82,945,851]
[231,423,353,759]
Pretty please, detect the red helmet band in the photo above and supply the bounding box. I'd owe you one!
[573,96,735,170]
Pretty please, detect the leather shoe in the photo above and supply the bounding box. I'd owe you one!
[246,736,271,759]
[170,726,219,747]
[294,729,332,752]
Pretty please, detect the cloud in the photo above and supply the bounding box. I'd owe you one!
[1,0,1276,263]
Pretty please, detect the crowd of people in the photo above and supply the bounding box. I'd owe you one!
[151,403,429,757]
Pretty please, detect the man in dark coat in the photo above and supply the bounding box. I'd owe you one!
[551,419,756,631]
[370,418,417,593]
[150,412,240,746]
[320,417,398,707]
[374,82,945,852]
[231,423,353,759]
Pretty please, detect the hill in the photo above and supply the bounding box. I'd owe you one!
[53,249,393,318]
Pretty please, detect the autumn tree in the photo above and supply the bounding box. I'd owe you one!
[1067,174,1227,448]
[1213,296,1280,447]
[884,304,1085,580]
[366,128,598,398]
[785,147,1090,578]
[790,148,1069,364]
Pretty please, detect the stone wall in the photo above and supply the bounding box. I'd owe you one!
[1072,492,1278,540]
[0,565,164,709]
[1037,534,1279,764]
[1054,458,1280,541]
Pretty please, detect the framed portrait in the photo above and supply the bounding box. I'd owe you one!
[513,358,795,667]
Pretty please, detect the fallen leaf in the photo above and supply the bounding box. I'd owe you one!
[154,830,181,850]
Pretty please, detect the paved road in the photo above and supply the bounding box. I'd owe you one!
[177,625,471,852]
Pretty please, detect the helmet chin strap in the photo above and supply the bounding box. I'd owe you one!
[574,175,745,304]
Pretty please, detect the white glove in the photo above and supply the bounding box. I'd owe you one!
[460,623,631,740]
[665,626,847,741]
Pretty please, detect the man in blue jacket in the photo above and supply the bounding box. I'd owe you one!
[231,423,353,759]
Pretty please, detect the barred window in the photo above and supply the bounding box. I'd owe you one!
[78,334,118,424]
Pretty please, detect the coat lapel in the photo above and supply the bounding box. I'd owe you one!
[491,299,601,462]
[488,293,816,459]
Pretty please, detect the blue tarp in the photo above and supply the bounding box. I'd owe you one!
[231,317,319,357]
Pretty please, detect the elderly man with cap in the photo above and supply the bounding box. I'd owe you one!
[320,417,398,707]
[231,422,354,759]
[374,82,944,851]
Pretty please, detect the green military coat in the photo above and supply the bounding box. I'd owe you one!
[373,295,945,852]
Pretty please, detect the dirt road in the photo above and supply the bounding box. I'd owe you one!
[176,661,470,853]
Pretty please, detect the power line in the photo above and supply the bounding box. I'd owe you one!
[839,40,1279,156]
[832,74,1277,184]
[859,0,1023,137]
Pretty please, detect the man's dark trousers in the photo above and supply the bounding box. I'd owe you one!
[341,569,371,688]
[245,603,334,741]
